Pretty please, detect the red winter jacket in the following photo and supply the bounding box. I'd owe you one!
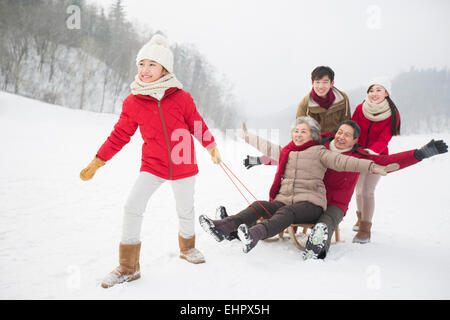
[351,103,400,155]
[96,88,216,180]
[261,134,420,214]
[322,138,419,214]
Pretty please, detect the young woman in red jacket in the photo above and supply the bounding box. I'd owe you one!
[79,34,221,288]
[351,77,400,243]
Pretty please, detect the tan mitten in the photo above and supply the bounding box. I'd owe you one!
[208,146,222,164]
[369,163,400,176]
[80,156,105,181]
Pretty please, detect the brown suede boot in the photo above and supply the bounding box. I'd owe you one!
[179,234,205,264]
[352,221,372,244]
[352,211,362,232]
[101,242,141,288]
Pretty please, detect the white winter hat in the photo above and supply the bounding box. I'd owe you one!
[136,34,174,73]
[368,76,392,95]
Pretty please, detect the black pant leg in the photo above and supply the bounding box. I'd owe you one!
[262,201,323,238]
[291,202,324,224]
[231,200,285,227]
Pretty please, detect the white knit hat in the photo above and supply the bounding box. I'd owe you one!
[368,76,392,95]
[136,34,174,73]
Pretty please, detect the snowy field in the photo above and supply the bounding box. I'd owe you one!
[1,91,449,300]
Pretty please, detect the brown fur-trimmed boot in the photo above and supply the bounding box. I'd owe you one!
[101,242,141,288]
[352,211,362,232]
[352,221,372,244]
[179,234,205,264]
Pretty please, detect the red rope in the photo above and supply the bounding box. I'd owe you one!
[219,162,261,219]
[219,161,272,218]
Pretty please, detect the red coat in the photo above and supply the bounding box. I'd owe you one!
[96,88,216,180]
[351,103,400,154]
[323,139,419,214]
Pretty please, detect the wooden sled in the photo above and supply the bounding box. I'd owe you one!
[264,223,342,250]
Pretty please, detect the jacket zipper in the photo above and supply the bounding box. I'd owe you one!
[365,121,374,148]
[157,100,172,179]
[156,89,177,180]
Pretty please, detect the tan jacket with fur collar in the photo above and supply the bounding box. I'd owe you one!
[296,87,350,133]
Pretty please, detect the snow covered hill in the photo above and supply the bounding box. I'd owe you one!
[1,91,449,299]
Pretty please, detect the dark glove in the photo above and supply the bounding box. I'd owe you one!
[243,155,263,169]
[414,139,448,160]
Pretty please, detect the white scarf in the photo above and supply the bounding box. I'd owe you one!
[362,97,391,122]
[329,139,353,153]
[330,139,379,155]
[130,73,183,99]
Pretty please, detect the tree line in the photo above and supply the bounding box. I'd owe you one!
[0,0,240,131]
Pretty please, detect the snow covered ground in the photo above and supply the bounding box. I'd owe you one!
[1,91,449,300]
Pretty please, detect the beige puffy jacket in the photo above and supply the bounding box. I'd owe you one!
[274,145,372,210]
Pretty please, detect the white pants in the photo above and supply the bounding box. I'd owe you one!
[121,172,196,244]
[355,172,381,223]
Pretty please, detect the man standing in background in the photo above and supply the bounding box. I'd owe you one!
[296,66,351,133]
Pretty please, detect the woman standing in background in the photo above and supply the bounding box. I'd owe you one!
[351,77,400,244]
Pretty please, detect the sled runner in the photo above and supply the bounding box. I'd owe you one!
[264,223,341,250]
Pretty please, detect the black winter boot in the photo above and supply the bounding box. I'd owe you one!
[303,223,328,260]
[199,214,237,242]
[237,223,267,253]
[216,206,239,241]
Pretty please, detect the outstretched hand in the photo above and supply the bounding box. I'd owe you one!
[241,122,249,141]
[415,139,448,160]
[243,155,262,169]
[370,162,400,176]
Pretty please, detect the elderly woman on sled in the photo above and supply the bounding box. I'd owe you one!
[199,116,400,259]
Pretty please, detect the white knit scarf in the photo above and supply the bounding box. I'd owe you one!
[329,139,353,153]
[130,73,183,99]
[362,97,391,121]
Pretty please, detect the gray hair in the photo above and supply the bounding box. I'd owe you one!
[291,116,321,142]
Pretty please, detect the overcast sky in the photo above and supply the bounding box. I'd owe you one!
[89,0,450,117]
